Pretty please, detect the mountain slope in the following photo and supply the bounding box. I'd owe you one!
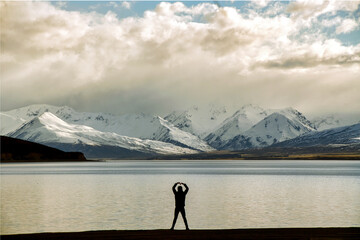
[1,136,87,162]
[1,104,213,152]
[205,104,269,147]
[1,104,74,135]
[76,113,214,152]
[274,108,315,131]
[206,106,315,150]
[165,105,231,138]
[0,112,27,135]
[311,114,360,131]
[220,112,315,150]
[273,123,360,148]
[8,112,197,158]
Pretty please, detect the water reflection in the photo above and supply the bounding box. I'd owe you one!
[1,161,360,234]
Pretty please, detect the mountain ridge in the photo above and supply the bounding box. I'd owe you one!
[2,104,359,158]
[8,112,198,158]
[1,136,87,162]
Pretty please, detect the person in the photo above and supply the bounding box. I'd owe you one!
[171,182,189,230]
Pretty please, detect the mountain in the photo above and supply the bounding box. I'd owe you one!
[1,104,71,135]
[205,106,315,150]
[3,104,358,156]
[1,104,213,152]
[274,107,316,131]
[273,123,360,148]
[1,136,87,162]
[218,111,316,150]
[75,113,214,152]
[8,112,197,158]
[311,114,360,131]
[164,104,231,138]
[0,112,26,135]
[205,104,269,147]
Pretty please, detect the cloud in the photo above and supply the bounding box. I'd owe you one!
[1,1,359,116]
[321,16,342,27]
[336,18,359,34]
[256,40,360,69]
[287,0,360,20]
[251,0,270,8]
[121,1,131,10]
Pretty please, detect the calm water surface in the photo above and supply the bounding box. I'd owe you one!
[1,160,360,234]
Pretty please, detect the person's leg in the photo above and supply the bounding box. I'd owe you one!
[180,208,189,230]
[171,208,180,230]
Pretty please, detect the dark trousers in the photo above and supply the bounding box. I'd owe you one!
[171,207,189,230]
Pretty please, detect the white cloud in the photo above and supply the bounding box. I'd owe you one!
[321,16,341,27]
[287,0,360,21]
[1,1,359,116]
[121,1,131,10]
[336,18,358,34]
[55,1,67,9]
[251,0,270,8]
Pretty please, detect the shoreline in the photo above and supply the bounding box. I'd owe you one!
[2,158,360,163]
[2,227,360,240]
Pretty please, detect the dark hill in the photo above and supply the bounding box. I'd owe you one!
[1,136,87,162]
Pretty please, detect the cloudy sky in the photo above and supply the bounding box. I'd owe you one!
[1,0,360,117]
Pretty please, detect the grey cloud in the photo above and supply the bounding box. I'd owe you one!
[1,1,359,117]
[258,53,360,69]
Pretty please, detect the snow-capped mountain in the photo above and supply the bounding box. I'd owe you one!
[273,123,360,148]
[205,106,315,149]
[222,113,312,150]
[2,104,358,156]
[1,104,73,135]
[164,104,231,138]
[311,114,360,131]
[273,107,316,131]
[0,112,27,135]
[312,115,343,131]
[8,112,197,158]
[214,111,316,150]
[75,114,214,152]
[1,104,213,152]
[205,104,269,147]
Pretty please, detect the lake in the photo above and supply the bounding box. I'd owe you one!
[1,160,360,234]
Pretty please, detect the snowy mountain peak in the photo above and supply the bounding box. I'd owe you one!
[311,113,360,131]
[220,112,315,150]
[246,111,314,144]
[164,104,231,137]
[264,107,316,132]
[8,112,198,157]
[2,104,77,122]
[2,105,212,152]
[233,104,268,122]
[205,105,269,148]
[9,112,94,145]
[3,103,359,157]
[240,104,265,111]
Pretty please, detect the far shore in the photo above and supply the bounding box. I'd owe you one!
[2,227,360,240]
[147,150,360,161]
[2,156,360,163]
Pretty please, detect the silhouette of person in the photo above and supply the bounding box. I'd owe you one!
[171,182,189,230]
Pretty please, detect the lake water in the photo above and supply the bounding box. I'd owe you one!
[1,160,360,234]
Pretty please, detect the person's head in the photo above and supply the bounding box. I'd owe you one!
[178,186,183,192]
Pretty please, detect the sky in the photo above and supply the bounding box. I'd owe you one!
[1,0,360,117]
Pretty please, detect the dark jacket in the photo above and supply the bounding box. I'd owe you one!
[173,183,189,208]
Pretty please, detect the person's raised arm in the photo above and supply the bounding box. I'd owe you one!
[183,183,189,194]
[172,182,178,194]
